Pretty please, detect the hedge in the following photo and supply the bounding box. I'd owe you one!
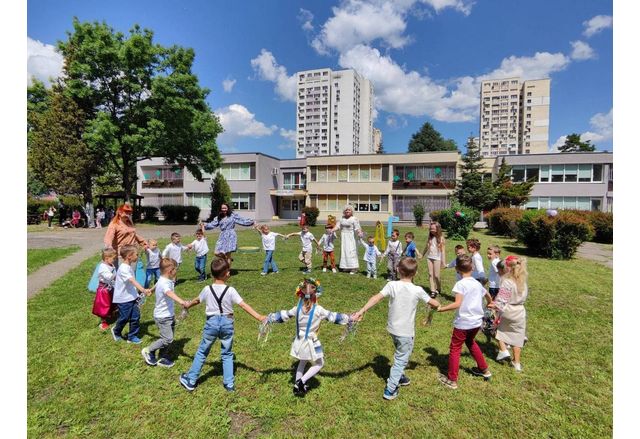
[160,205,201,223]
[486,208,524,238]
[139,206,159,223]
[429,202,479,240]
[301,206,320,227]
[586,211,613,244]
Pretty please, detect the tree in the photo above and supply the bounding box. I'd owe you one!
[558,133,596,152]
[57,18,223,200]
[492,158,534,208]
[208,173,232,221]
[454,137,495,211]
[377,140,385,154]
[408,121,458,152]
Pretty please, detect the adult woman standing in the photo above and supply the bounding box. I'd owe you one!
[202,203,254,266]
[103,203,148,257]
[422,221,446,298]
[332,205,363,274]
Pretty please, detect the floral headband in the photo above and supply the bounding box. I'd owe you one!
[296,278,323,302]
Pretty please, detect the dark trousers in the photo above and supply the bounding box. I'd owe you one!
[113,300,140,339]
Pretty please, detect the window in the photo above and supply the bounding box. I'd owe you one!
[360,166,370,181]
[512,166,525,182]
[317,166,327,182]
[338,165,348,182]
[577,197,591,210]
[283,172,306,190]
[381,165,389,181]
[370,165,382,181]
[310,167,317,182]
[231,193,255,211]
[591,198,602,211]
[186,193,210,210]
[551,165,564,182]
[592,164,603,182]
[526,166,539,182]
[220,163,255,181]
[349,166,359,182]
[327,166,338,182]
[578,164,591,182]
[564,164,578,182]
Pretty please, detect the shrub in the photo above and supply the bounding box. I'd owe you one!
[429,202,479,240]
[160,205,201,223]
[302,206,320,227]
[517,209,593,259]
[586,211,613,244]
[412,204,425,226]
[486,208,524,237]
[139,206,159,223]
[27,197,49,217]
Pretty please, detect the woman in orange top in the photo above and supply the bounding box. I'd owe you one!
[103,203,148,256]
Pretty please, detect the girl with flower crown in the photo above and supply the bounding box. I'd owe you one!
[266,278,353,396]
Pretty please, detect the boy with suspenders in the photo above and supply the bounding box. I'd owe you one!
[179,257,265,392]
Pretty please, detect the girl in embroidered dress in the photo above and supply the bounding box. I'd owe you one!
[267,278,352,396]
[202,203,254,267]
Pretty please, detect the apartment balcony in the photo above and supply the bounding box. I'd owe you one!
[392,179,456,190]
[141,179,184,189]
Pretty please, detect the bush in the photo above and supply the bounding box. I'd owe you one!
[412,204,425,226]
[160,205,201,223]
[302,206,320,227]
[429,202,479,240]
[586,211,613,243]
[27,197,49,217]
[486,208,524,237]
[517,209,593,259]
[139,206,159,223]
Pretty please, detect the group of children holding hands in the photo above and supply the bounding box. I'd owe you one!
[93,221,529,399]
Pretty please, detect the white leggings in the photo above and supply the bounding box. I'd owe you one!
[295,358,325,383]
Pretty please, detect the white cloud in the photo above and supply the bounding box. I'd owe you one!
[222,78,236,92]
[551,108,612,150]
[386,115,407,128]
[277,128,297,150]
[27,37,64,87]
[422,0,474,16]
[583,15,613,38]
[250,49,297,102]
[215,104,276,146]
[298,8,314,32]
[570,40,596,61]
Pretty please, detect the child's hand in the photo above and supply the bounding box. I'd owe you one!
[145,289,153,296]
[352,311,363,321]
[182,300,191,308]
[429,300,441,309]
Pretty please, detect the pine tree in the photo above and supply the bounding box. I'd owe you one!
[408,121,458,152]
[208,173,232,221]
[492,158,534,208]
[558,133,596,152]
[454,137,495,210]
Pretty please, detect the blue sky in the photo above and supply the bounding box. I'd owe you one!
[27,0,613,157]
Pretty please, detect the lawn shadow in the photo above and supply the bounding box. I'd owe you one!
[424,347,449,375]
[166,337,193,361]
[501,244,535,257]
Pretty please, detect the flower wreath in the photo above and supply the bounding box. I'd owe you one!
[295,277,323,302]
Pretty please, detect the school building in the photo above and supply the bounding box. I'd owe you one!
[136,151,612,222]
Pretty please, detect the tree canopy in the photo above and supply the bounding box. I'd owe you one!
[454,137,495,211]
[208,173,232,221]
[408,121,458,153]
[558,133,596,152]
[491,158,534,208]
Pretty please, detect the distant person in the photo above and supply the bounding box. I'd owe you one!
[46,206,56,229]
[422,221,446,298]
[95,208,105,229]
[331,205,363,274]
[71,209,81,227]
[254,224,285,276]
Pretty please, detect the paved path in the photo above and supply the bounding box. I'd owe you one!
[576,241,613,269]
[27,221,290,299]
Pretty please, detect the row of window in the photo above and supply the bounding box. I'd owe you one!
[394,165,456,181]
[186,193,256,211]
[511,164,604,183]
[141,168,182,180]
[309,194,388,213]
[310,165,389,183]
[524,196,605,212]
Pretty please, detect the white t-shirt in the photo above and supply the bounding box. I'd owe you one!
[300,231,315,252]
[452,276,487,330]
[380,280,431,337]
[198,284,244,316]
[146,248,161,269]
[154,276,176,319]
[113,263,138,304]
[162,242,188,264]
[261,232,278,251]
[98,262,116,288]
[488,258,501,289]
[383,240,402,257]
[318,232,336,252]
[190,238,209,257]
[471,252,486,281]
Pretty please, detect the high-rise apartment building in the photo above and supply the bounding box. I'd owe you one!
[373,128,382,153]
[479,77,550,157]
[296,68,374,158]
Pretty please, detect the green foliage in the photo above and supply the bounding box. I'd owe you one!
[27,197,50,217]
[302,206,320,226]
[160,205,201,223]
[559,133,596,153]
[139,206,159,223]
[454,138,495,210]
[586,211,613,244]
[412,204,425,226]
[517,210,594,259]
[209,173,232,221]
[492,158,534,208]
[485,208,524,237]
[429,202,479,240]
[408,121,458,152]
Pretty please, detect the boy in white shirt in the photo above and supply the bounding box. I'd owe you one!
[437,254,493,389]
[144,239,161,288]
[111,245,153,344]
[287,225,319,274]
[382,229,402,281]
[190,226,210,281]
[443,245,466,282]
[317,225,338,273]
[359,236,382,279]
[466,238,486,285]
[486,245,501,299]
[162,232,192,278]
[255,224,285,275]
[141,258,190,368]
[353,257,440,400]
[179,257,265,392]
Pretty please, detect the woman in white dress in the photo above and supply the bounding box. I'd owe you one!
[332,205,363,274]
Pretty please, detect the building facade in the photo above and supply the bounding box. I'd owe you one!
[373,128,383,153]
[295,68,374,158]
[479,77,551,157]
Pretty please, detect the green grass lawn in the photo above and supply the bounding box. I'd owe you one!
[27,226,612,438]
[27,246,81,274]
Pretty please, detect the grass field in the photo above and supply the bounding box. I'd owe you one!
[27,246,81,274]
[27,226,612,438]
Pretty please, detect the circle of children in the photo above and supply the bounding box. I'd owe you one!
[92,215,529,400]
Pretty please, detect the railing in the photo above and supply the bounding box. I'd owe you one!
[141,179,184,189]
[392,179,457,190]
[283,184,306,190]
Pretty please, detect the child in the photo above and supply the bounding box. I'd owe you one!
[353,257,440,400]
[402,232,422,259]
[422,222,446,298]
[359,236,382,279]
[144,239,161,288]
[444,245,466,282]
[179,257,265,392]
[189,225,210,281]
[111,245,153,344]
[491,256,529,372]
[95,208,104,229]
[162,232,192,274]
[266,278,352,396]
[141,258,190,367]
[287,225,319,274]
[382,229,402,281]
[466,238,486,285]
[96,248,117,330]
[254,224,285,275]
[437,254,493,389]
[486,245,502,299]
[317,225,338,273]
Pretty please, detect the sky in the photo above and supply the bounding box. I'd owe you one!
[27,0,613,157]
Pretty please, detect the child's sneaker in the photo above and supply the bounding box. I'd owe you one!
[141,347,157,366]
[366,273,371,278]
[322,267,327,273]
[470,367,492,381]
[111,327,123,342]
[157,358,175,368]
[511,361,523,372]
[438,374,458,389]
[496,350,511,362]
[179,374,195,391]
[332,268,337,273]
[303,269,312,274]
[127,336,142,344]
[373,274,377,279]
[260,272,267,276]
[99,322,109,331]
[293,379,308,396]
[398,375,411,386]
[383,386,399,400]
[224,384,236,392]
